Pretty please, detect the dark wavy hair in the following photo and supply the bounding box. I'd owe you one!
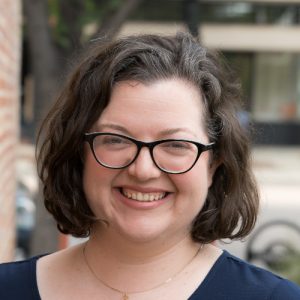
[37,32,259,243]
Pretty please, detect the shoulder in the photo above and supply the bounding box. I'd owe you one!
[219,251,300,299]
[191,250,300,300]
[270,279,300,299]
[36,245,85,299]
[0,256,44,300]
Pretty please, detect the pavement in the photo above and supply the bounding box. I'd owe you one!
[253,146,300,186]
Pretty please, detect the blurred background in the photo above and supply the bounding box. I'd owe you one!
[0,0,299,284]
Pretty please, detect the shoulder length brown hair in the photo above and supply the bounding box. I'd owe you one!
[37,32,259,243]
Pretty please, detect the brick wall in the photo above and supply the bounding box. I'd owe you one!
[0,0,21,262]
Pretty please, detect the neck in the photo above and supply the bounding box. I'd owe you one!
[89,223,196,263]
[83,226,201,293]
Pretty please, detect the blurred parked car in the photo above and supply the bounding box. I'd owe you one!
[16,184,36,257]
[15,143,38,259]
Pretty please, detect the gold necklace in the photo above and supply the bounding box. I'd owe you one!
[82,243,204,300]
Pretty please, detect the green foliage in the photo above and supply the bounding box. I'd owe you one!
[47,0,74,49]
[47,0,122,50]
[48,0,69,48]
[271,252,300,285]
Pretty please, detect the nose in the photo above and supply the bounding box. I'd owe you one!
[127,147,162,181]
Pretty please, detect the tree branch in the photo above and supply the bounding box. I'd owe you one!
[95,0,143,39]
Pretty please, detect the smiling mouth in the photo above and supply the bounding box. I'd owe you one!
[120,188,168,202]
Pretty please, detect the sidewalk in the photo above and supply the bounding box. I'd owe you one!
[252,146,300,228]
[253,146,300,186]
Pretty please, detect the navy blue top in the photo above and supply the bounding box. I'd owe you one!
[0,250,299,299]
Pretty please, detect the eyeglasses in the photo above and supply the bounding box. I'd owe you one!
[84,132,215,174]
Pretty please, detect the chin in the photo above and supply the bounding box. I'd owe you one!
[113,220,171,244]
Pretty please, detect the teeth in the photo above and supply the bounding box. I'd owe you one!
[122,188,166,202]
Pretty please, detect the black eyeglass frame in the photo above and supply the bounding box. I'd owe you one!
[84,132,215,174]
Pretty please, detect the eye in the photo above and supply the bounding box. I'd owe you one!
[171,141,189,149]
[102,135,126,145]
[94,135,132,151]
[159,141,194,155]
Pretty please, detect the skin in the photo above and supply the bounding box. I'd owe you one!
[84,78,215,249]
[37,78,222,300]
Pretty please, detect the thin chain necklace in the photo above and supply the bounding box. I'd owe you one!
[82,243,204,300]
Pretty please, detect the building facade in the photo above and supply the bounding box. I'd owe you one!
[120,0,300,144]
[0,0,21,262]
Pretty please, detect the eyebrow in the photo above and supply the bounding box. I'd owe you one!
[96,123,131,135]
[159,128,197,137]
[96,123,197,138]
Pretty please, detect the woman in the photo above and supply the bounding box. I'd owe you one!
[1,33,299,299]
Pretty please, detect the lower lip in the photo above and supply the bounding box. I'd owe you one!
[114,189,171,210]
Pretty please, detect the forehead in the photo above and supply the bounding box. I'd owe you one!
[95,78,207,139]
[110,78,202,111]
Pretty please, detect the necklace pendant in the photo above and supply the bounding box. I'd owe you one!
[123,293,129,300]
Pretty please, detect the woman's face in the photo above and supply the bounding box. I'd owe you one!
[83,78,216,244]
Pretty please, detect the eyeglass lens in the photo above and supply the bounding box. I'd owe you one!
[153,140,198,172]
[92,134,199,173]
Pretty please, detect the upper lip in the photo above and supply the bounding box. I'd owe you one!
[117,185,171,193]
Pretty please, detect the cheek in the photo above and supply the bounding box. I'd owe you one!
[83,155,114,218]
[83,154,100,187]
[83,153,110,200]
[171,159,212,200]
[171,172,208,225]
